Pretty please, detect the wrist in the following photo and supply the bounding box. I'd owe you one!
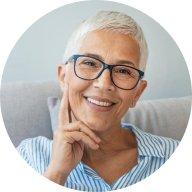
[43,165,69,185]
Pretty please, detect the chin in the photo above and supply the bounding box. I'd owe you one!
[83,118,110,132]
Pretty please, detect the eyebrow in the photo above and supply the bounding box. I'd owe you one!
[83,52,136,67]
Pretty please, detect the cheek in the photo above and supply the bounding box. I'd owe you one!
[68,75,91,108]
[70,79,90,95]
[116,94,135,116]
[124,95,135,106]
[66,68,89,91]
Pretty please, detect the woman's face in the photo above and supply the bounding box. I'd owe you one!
[58,30,147,132]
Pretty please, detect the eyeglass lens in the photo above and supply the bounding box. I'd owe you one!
[75,56,140,90]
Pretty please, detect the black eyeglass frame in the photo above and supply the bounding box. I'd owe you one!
[66,54,145,90]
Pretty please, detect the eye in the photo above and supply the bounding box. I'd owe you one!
[119,69,131,74]
[79,59,101,69]
[113,66,138,79]
[114,68,132,75]
[83,61,97,67]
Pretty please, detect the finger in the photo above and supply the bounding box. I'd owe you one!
[58,83,70,125]
[64,131,99,150]
[62,122,101,143]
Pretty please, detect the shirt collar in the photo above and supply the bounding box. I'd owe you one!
[78,161,101,179]
[121,122,165,158]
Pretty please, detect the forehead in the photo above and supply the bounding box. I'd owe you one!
[78,30,140,66]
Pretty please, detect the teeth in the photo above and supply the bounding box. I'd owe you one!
[87,97,113,107]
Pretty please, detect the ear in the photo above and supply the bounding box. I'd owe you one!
[57,64,66,92]
[130,80,147,108]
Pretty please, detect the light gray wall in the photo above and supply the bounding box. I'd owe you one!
[1,1,191,100]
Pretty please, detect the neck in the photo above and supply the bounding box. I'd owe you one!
[82,123,136,163]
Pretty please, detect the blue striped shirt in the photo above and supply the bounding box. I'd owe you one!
[17,123,179,191]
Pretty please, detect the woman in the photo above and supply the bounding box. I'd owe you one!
[17,11,179,191]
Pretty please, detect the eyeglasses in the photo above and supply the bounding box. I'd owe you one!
[66,54,144,90]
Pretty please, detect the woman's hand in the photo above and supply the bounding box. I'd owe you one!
[43,83,101,185]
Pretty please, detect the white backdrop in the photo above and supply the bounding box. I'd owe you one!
[0,0,192,192]
[1,0,191,100]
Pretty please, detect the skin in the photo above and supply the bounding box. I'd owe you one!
[43,30,147,185]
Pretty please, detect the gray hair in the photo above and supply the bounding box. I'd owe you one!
[62,11,148,72]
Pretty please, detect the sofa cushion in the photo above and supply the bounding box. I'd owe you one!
[1,81,62,147]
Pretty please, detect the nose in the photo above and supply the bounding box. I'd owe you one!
[93,69,115,91]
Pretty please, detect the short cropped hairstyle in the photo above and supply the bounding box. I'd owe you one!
[62,11,148,72]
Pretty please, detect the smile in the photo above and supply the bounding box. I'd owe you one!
[84,96,116,112]
[87,97,113,107]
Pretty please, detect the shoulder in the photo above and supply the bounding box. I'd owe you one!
[17,136,52,173]
[154,134,180,159]
[17,136,52,155]
[122,122,180,159]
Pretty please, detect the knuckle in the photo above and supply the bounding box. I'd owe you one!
[63,132,73,142]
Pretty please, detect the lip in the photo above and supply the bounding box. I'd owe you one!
[84,95,117,104]
[84,96,116,112]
